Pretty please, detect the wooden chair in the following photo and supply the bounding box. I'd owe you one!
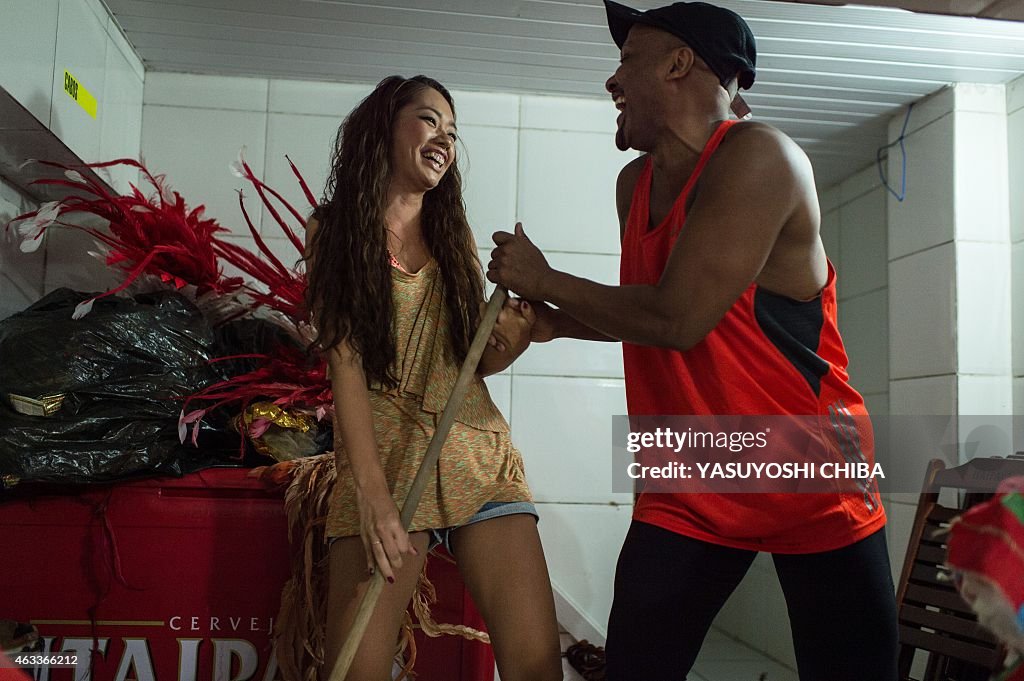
[896,455,1024,681]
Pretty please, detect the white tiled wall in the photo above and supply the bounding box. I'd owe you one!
[0,0,144,318]
[889,243,956,380]
[887,111,955,260]
[49,0,109,163]
[890,375,957,417]
[142,96,269,236]
[140,73,635,642]
[1009,75,1024,417]
[957,242,1012,377]
[0,0,60,125]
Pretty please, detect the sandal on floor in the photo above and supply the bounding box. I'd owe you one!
[565,639,606,680]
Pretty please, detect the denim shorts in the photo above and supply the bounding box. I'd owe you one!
[328,501,538,554]
[429,501,538,554]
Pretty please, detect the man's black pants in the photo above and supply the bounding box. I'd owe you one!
[605,521,899,681]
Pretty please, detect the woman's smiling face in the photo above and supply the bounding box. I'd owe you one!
[389,85,458,193]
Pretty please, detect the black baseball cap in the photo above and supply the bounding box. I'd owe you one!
[604,0,757,91]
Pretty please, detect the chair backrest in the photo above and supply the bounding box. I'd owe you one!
[896,456,1024,681]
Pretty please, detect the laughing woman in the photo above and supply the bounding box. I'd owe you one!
[304,75,562,681]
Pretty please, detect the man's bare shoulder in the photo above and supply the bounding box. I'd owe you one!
[719,121,811,170]
[615,154,648,232]
[617,154,647,188]
[702,121,816,204]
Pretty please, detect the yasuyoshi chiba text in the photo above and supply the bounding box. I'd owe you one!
[627,461,885,480]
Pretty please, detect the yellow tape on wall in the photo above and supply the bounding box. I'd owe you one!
[63,70,97,119]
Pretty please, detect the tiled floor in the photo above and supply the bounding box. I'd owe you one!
[555,627,799,681]
[689,629,798,681]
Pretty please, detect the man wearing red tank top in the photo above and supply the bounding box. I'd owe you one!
[488,2,898,679]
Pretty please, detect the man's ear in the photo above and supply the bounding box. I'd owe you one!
[665,45,696,81]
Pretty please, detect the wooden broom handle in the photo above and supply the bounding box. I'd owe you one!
[328,285,509,681]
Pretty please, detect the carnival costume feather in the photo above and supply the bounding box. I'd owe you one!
[7,155,488,681]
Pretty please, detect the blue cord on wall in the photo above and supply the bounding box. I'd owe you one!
[876,103,913,202]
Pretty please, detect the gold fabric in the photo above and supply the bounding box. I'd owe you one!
[325,260,531,537]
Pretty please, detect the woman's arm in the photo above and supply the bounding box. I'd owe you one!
[307,214,415,582]
[477,297,536,376]
[327,341,415,581]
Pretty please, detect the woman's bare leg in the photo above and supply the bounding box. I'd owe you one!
[322,531,431,681]
[452,515,562,681]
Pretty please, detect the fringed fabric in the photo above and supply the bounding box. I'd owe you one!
[256,455,491,681]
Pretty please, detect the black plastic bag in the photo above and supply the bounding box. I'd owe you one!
[0,288,241,485]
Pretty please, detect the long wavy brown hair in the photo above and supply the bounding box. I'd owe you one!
[306,75,483,389]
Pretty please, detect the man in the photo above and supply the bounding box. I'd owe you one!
[487,2,898,679]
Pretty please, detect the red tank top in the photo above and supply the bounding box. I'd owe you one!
[620,120,885,553]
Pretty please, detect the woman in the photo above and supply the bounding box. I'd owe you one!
[305,75,562,681]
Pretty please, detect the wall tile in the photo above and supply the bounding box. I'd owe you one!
[819,185,841,215]
[954,112,1010,244]
[886,376,958,499]
[510,375,629,505]
[104,15,144,82]
[483,373,512,422]
[267,79,370,117]
[889,245,955,379]
[0,0,59,124]
[512,252,624,379]
[517,129,623,255]
[1009,74,1024,116]
[458,125,519,248]
[141,105,267,236]
[261,113,339,231]
[839,164,882,204]
[1014,378,1024,421]
[864,391,890,418]
[50,0,108,162]
[953,82,1007,116]
[98,40,143,194]
[144,72,268,111]
[80,0,110,34]
[838,189,887,298]
[887,115,955,260]
[837,289,888,395]
[1014,242,1024,376]
[957,375,1012,416]
[520,95,618,134]
[535,502,632,642]
[449,90,519,129]
[892,86,953,140]
[1008,109,1024,243]
[889,375,956,417]
[957,242,1011,376]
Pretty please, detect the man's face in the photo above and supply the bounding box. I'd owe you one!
[605,25,676,152]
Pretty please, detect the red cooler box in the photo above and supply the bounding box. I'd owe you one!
[1,468,493,681]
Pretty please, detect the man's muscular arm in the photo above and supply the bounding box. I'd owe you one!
[489,125,810,351]
[510,155,646,344]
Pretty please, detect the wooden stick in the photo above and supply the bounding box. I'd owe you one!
[328,285,509,681]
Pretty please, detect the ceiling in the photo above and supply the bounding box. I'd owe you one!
[103,0,1024,188]
[783,0,1024,22]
